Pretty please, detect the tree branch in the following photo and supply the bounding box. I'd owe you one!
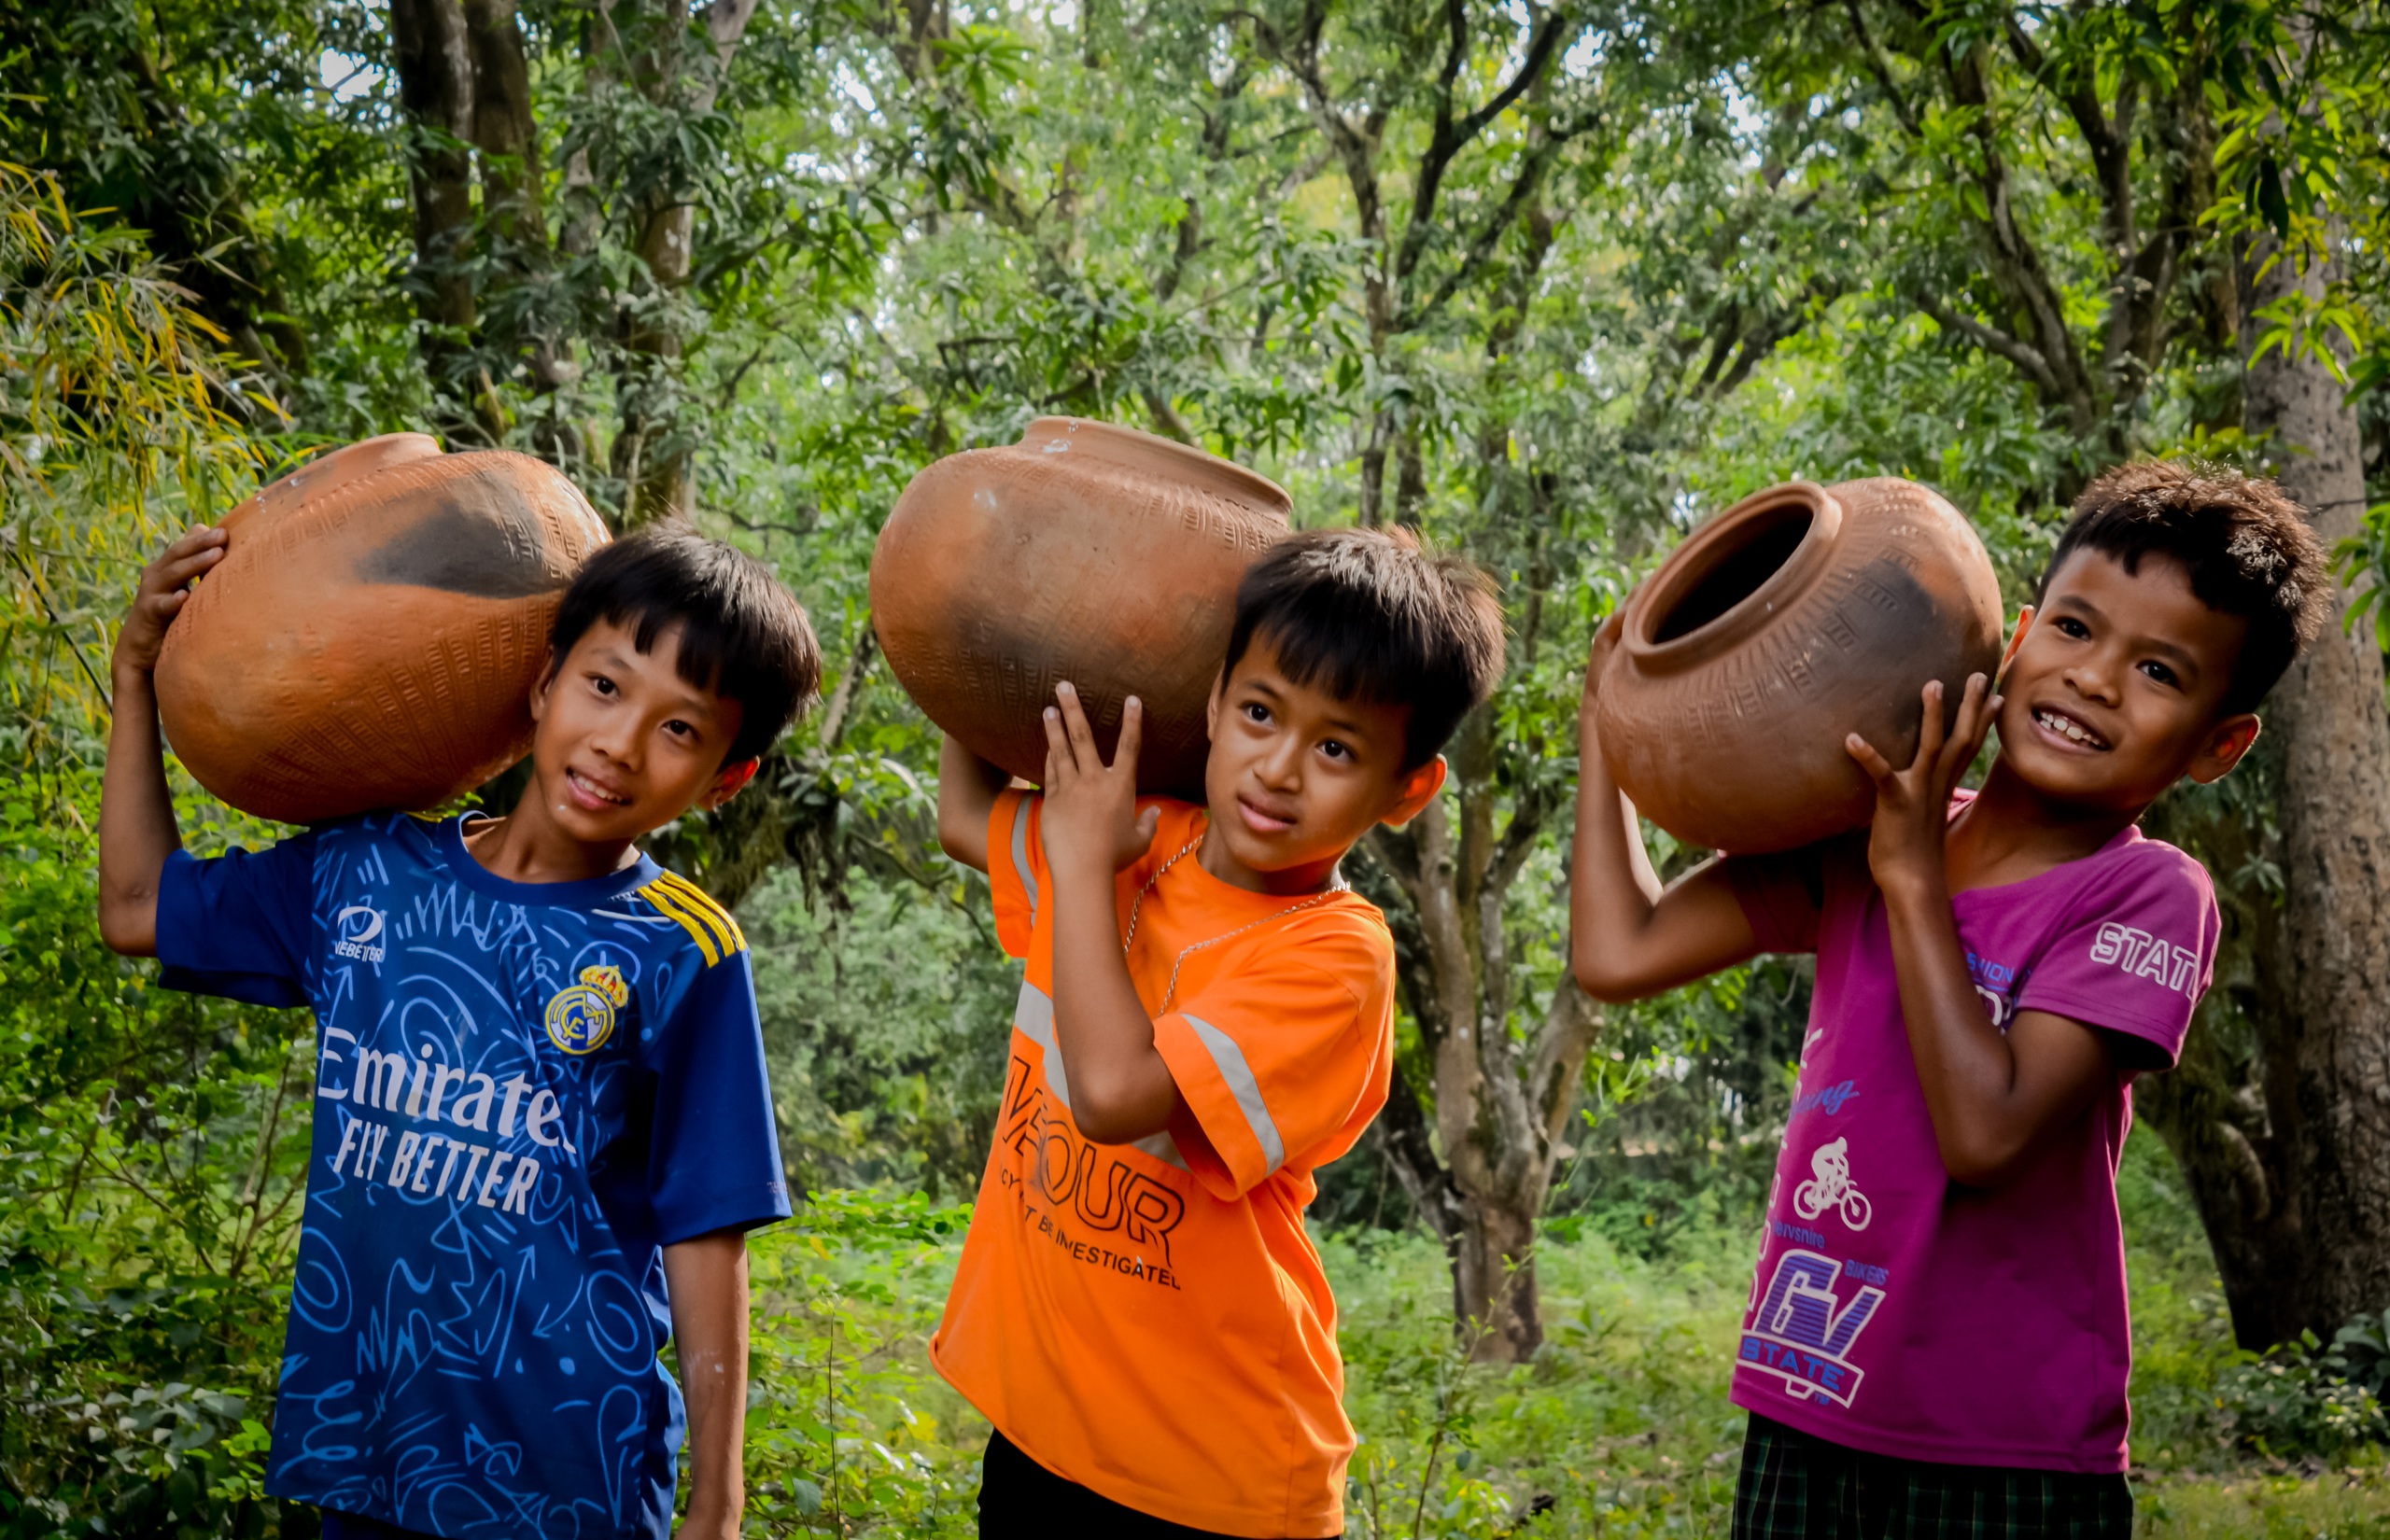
[1913,288,2063,398]
[1402,114,1592,329]
[1393,5,1577,294]
[1842,0,1923,138]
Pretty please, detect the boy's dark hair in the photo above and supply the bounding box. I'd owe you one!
[1223,527,1505,768]
[2040,461,2329,716]
[550,527,822,764]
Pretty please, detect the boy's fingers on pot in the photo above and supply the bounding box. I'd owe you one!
[1042,704,1074,777]
[1943,675,1990,774]
[1846,732,1896,785]
[1055,680,1099,759]
[1912,679,1947,768]
[154,527,222,570]
[158,546,224,587]
[1114,695,1143,773]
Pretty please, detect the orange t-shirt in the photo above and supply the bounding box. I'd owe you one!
[930,792,1395,1537]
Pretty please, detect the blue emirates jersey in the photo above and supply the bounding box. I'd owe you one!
[155,811,791,1539]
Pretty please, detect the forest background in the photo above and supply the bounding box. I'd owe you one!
[11,0,2390,1534]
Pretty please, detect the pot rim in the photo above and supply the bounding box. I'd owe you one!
[1622,481,1844,671]
[1019,415,1292,517]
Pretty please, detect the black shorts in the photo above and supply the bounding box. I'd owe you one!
[977,1430,1340,1540]
[1731,1413,2133,1540]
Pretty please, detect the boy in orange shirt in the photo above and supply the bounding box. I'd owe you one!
[931,528,1505,1538]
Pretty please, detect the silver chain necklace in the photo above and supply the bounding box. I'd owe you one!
[1120,821,1347,1014]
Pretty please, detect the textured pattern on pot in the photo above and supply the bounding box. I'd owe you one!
[156,434,612,824]
[871,416,1292,794]
[1594,478,2003,855]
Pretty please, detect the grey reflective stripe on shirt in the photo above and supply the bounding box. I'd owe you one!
[1013,979,1068,1108]
[1010,796,1039,926]
[1011,979,1187,1169]
[1132,1129,1189,1170]
[1180,1014,1285,1175]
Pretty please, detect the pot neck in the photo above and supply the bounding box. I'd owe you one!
[1621,481,1844,673]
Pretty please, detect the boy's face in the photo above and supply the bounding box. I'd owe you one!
[1993,547,2260,811]
[1202,635,1445,888]
[527,619,753,846]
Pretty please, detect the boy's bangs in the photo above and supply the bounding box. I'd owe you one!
[1225,527,1504,767]
[1250,602,1417,710]
[551,528,822,763]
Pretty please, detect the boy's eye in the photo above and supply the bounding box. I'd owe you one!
[1243,702,1271,725]
[1319,738,1351,763]
[589,673,618,695]
[664,719,695,739]
[2139,661,2179,689]
[2053,616,2090,639]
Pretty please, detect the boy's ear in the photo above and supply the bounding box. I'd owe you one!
[1995,605,2035,688]
[529,649,561,722]
[2186,713,2261,786]
[1203,665,1227,739]
[696,757,761,810]
[1380,755,1448,829]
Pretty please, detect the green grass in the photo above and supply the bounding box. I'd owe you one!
[2138,1468,2390,1538]
[729,1133,2390,1536]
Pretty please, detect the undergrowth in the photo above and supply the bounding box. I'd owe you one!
[722,1127,2390,1537]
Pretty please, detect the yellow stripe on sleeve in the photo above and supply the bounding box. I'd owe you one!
[654,871,746,958]
[640,880,723,967]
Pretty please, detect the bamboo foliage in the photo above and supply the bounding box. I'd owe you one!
[0,156,269,754]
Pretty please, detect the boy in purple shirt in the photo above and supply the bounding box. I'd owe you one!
[1570,462,2329,1537]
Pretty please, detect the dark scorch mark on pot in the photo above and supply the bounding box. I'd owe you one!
[1836,556,1975,749]
[356,484,565,598]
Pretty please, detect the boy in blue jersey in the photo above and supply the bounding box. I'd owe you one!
[97,525,822,1540]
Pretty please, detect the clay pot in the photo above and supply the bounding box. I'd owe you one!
[156,435,611,824]
[1593,478,2003,854]
[871,417,1291,792]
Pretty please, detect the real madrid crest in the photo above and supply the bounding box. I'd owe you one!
[544,964,628,1055]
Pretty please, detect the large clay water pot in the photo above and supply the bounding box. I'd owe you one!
[871,417,1291,792]
[156,435,611,824]
[1593,478,2003,854]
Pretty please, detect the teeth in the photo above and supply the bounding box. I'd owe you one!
[2035,709,2104,749]
[572,770,626,804]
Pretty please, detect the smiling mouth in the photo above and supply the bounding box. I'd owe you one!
[2032,707,2113,752]
[568,767,632,806]
[1237,794,1297,835]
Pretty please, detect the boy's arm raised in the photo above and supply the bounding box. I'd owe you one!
[1038,683,1183,1144]
[1851,676,2115,1188]
[1569,619,1764,1001]
[935,733,1012,874]
[98,525,226,956]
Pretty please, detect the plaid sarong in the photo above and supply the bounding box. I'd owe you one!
[1731,1414,2133,1540]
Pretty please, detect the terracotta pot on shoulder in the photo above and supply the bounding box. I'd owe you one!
[1592,478,2004,854]
[871,416,1292,793]
[157,435,611,824]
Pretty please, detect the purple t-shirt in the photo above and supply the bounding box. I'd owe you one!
[1725,801,2217,1473]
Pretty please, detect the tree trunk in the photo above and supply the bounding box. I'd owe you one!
[608,0,761,525]
[2234,225,2390,1337]
[2134,785,2305,1347]
[1453,1195,1541,1359]
[1362,703,1598,1363]
[390,0,481,412]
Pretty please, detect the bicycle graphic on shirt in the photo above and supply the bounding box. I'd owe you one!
[1792,1136,1872,1230]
